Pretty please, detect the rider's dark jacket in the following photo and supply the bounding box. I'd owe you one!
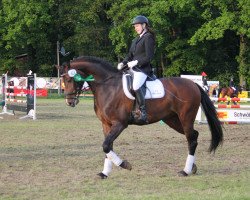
[229,80,234,88]
[122,31,155,75]
[202,77,208,86]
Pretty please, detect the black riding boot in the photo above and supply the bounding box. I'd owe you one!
[135,88,147,123]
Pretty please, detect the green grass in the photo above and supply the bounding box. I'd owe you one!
[0,98,249,200]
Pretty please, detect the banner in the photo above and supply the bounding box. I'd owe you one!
[181,75,203,86]
[0,76,64,96]
[13,88,47,97]
[217,109,250,122]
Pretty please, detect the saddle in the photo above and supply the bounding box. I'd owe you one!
[122,72,165,100]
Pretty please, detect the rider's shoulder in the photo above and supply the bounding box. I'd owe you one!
[144,32,153,38]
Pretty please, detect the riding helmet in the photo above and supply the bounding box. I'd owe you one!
[132,15,149,25]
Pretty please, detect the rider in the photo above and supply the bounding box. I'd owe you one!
[229,77,236,92]
[117,15,156,123]
[201,72,209,93]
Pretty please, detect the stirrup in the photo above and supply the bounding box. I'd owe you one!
[138,110,148,123]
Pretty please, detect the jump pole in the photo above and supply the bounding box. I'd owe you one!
[19,73,37,120]
[215,104,250,109]
[0,73,14,116]
[0,73,37,120]
[210,97,250,102]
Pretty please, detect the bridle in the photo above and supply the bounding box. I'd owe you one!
[61,63,116,102]
[64,83,83,100]
[61,68,94,101]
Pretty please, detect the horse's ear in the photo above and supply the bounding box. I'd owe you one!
[63,62,71,71]
[54,63,69,76]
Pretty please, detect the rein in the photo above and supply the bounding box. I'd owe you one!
[93,75,115,85]
[64,73,115,98]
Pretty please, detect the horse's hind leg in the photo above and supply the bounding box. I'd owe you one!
[163,116,198,176]
[178,128,199,176]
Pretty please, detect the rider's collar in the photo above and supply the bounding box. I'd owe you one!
[139,29,147,37]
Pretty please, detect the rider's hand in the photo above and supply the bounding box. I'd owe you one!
[127,60,138,68]
[117,62,124,70]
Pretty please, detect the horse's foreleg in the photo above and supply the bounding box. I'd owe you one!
[98,122,131,179]
[103,134,132,170]
[179,130,199,176]
[98,141,113,179]
[99,157,113,179]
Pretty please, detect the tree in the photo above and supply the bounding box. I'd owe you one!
[0,0,249,89]
[108,0,211,77]
[0,0,116,76]
[0,0,55,75]
[189,0,250,87]
[66,0,114,61]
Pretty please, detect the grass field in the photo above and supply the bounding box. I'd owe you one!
[0,98,249,200]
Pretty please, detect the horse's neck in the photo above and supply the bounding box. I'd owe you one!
[81,65,111,82]
[88,74,121,93]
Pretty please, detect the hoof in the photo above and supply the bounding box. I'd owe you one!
[120,160,132,170]
[192,164,197,174]
[177,170,188,177]
[96,172,108,179]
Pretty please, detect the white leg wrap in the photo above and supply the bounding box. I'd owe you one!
[184,155,195,174]
[102,158,113,176]
[106,150,123,166]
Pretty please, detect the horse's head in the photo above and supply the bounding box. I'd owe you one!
[58,62,83,107]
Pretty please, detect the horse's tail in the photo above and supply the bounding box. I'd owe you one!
[196,84,223,152]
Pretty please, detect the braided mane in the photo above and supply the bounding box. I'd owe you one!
[75,56,118,73]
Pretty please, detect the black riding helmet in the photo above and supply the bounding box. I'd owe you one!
[132,15,149,25]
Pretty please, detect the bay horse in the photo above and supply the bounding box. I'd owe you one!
[59,56,223,179]
[218,87,241,105]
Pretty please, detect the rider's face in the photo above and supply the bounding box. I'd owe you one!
[133,24,143,35]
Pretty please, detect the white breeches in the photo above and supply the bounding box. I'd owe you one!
[130,69,147,91]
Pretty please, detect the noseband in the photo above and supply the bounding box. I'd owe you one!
[64,82,84,100]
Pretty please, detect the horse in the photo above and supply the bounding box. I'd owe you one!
[218,86,241,105]
[59,56,223,179]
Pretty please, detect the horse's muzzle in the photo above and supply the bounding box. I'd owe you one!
[65,97,79,107]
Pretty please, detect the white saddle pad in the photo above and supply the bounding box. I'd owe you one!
[122,74,165,100]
